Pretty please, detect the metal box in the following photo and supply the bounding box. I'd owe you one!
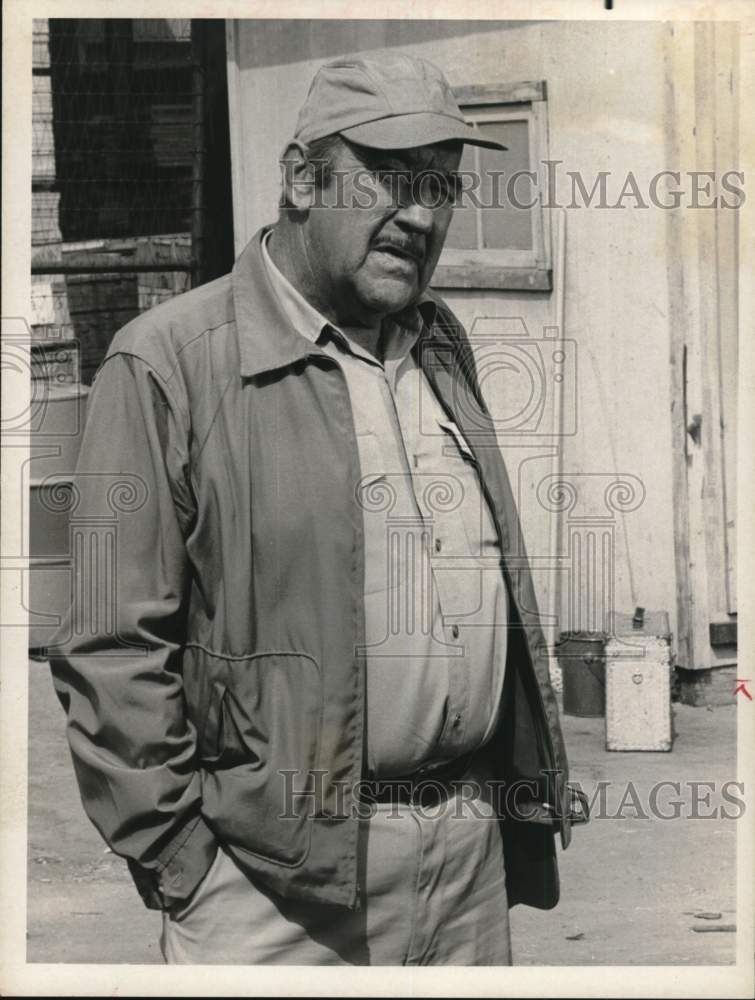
[605,610,673,752]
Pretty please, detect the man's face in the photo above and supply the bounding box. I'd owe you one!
[304,139,463,326]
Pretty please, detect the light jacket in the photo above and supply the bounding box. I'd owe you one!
[50,229,586,914]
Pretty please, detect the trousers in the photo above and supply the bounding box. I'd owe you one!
[161,760,511,965]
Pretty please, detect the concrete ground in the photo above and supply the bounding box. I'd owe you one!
[26,659,737,965]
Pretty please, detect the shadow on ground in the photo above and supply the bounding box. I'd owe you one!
[27,660,737,965]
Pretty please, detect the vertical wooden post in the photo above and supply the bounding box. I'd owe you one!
[664,22,696,671]
[664,22,739,687]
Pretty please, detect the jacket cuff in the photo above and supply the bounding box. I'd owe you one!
[128,815,218,911]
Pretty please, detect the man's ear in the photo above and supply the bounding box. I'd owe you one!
[280,140,317,211]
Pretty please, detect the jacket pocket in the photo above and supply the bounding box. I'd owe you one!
[186,647,323,868]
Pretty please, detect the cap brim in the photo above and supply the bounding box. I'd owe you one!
[339,112,507,151]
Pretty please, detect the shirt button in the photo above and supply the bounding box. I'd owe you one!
[451,624,460,639]
[453,713,462,727]
[434,538,443,553]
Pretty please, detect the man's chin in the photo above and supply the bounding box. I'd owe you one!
[356,275,419,319]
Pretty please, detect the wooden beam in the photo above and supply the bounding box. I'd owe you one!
[431,264,552,291]
[714,21,739,615]
[664,22,696,670]
[453,81,546,106]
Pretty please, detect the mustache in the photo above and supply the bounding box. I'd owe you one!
[370,237,425,264]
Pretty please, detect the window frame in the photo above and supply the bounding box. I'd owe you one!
[433,80,552,292]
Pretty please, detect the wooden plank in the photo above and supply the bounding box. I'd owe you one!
[667,22,741,670]
[664,22,698,671]
[714,21,739,614]
[32,234,192,272]
[695,23,733,630]
[431,264,552,291]
[453,81,546,106]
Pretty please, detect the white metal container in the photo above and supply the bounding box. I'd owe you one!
[605,610,673,752]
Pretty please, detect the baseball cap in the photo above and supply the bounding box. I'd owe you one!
[293,54,507,152]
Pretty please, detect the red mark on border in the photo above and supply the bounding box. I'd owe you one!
[734,679,752,701]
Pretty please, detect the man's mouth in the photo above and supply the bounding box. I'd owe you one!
[371,243,423,267]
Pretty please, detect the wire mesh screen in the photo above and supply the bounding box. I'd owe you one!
[32,18,202,385]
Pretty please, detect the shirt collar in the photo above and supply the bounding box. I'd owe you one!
[260,229,329,346]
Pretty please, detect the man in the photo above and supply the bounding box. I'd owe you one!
[50,54,586,966]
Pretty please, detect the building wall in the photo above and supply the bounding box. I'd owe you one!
[226,19,740,671]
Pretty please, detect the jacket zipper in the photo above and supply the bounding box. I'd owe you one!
[308,347,368,912]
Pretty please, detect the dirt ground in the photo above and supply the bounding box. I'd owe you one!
[26,659,737,965]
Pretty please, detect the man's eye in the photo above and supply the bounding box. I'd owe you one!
[447,176,462,206]
[371,167,458,207]
[375,167,410,191]
[436,175,458,206]
[417,171,458,207]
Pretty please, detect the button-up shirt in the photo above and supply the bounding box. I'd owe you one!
[262,233,508,778]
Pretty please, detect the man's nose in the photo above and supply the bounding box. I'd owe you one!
[394,202,434,235]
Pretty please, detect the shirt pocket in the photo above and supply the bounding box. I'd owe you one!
[435,418,499,559]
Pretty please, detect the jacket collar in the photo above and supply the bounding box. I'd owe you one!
[232,227,438,378]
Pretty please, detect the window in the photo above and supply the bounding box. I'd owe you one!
[434,81,552,291]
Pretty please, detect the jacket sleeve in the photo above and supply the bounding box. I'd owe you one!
[48,350,218,910]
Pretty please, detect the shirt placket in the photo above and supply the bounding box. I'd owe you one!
[390,357,470,759]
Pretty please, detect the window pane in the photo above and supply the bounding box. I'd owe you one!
[478,119,533,251]
[444,141,478,250]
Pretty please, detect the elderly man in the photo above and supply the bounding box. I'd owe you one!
[50,54,585,966]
